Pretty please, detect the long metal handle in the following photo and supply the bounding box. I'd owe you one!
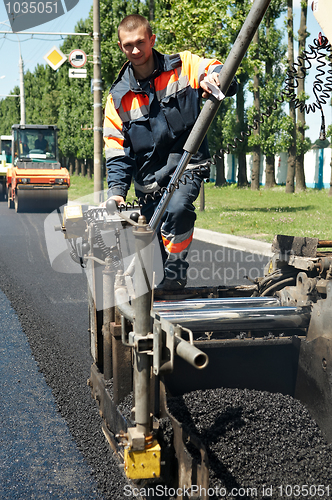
[149,0,272,231]
[149,151,192,231]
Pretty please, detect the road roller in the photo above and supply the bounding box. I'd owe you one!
[7,124,70,213]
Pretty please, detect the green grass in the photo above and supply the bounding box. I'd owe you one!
[68,175,108,204]
[69,175,332,244]
[195,183,332,243]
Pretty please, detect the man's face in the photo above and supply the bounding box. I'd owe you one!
[118,26,156,69]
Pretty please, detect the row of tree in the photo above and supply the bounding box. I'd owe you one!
[0,0,329,192]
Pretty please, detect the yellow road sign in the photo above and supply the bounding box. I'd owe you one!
[43,46,67,71]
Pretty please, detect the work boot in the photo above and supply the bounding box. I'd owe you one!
[156,276,187,291]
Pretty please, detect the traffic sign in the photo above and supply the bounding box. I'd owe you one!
[69,49,87,68]
[69,68,87,79]
[43,46,67,71]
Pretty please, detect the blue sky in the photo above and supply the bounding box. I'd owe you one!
[0,0,330,143]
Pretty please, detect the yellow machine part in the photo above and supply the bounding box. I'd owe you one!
[62,205,86,239]
[124,440,161,480]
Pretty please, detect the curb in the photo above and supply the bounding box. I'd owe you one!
[194,227,273,257]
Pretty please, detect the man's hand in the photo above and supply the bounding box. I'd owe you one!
[200,72,221,99]
[100,195,125,208]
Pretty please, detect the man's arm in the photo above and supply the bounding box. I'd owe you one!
[104,94,135,200]
[179,51,237,98]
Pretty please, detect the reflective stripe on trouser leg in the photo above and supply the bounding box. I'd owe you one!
[161,172,202,280]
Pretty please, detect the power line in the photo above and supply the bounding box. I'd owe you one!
[0,30,91,35]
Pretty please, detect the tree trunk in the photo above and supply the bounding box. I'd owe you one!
[75,158,79,176]
[295,0,308,192]
[238,152,248,186]
[87,158,92,179]
[265,155,276,188]
[251,29,261,191]
[69,157,74,176]
[263,11,277,189]
[81,159,86,177]
[285,0,296,193]
[252,146,260,189]
[199,182,205,211]
[215,154,227,186]
[295,151,306,191]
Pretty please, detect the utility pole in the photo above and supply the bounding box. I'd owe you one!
[19,51,25,125]
[93,0,104,203]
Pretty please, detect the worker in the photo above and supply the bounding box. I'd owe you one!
[35,132,48,152]
[103,14,237,290]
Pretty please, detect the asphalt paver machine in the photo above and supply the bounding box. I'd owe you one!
[60,0,332,496]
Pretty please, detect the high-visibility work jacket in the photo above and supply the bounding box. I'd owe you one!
[104,49,237,199]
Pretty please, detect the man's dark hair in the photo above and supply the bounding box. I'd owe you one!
[118,14,153,40]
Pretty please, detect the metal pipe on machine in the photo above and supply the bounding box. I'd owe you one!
[114,287,135,322]
[102,257,115,380]
[132,217,154,438]
[175,336,209,369]
[153,296,281,312]
[157,306,311,332]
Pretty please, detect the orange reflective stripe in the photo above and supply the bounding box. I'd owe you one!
[104,94,125,153]
[104,95,123,130]
[154,70,179,93]
[121,92,149,113]
[162,232,194,254]
[179,51,222,89]
[104,136,124,149]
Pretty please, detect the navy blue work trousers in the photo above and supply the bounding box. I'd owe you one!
[137,171,203,280]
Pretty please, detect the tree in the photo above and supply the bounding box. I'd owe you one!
[155,0,230,58]
[235,71,249,187]
[228,0,253,187]
[295,0,309,192]
[248,0,289,189]
[24,65,60,124]
[0,89,20,135]
[285,0,296,193]
[260,1,288,188]
[207,99,236,186]
[250,29,261,191]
